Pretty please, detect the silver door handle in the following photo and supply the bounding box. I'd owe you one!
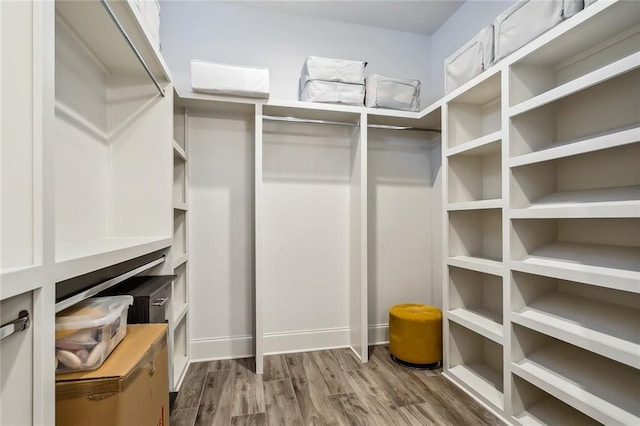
[151,297,169,307]
[0,310,30,341]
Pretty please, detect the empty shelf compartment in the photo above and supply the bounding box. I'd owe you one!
[449,209,502,263]
[448,139,502,203]
[512,271,640,369]
[512,325,640,425]
[448,267,503,342]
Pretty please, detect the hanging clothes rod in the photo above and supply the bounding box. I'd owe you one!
[0,310,30,341]
[55,255,166,313]
[263,115,358,128]
[99,0,165,97]
[262,115,440,133]
[368,124,441,133]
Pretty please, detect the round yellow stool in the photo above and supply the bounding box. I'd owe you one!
[389,303,442,369]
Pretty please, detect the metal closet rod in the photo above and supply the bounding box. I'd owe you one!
[54,255,166,313]
[262,115,441,133]
[99,0,165,97]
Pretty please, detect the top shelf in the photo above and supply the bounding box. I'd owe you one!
[447,70,501,105]
[510,0,640,68]
[56,0,171,82]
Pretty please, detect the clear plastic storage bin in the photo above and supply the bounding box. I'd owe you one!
[55,295,133,373]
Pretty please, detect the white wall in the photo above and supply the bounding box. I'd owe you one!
[427,0,516,102]
[160,2,431,105]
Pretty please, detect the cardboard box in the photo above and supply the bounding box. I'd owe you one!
[56,324,169,426]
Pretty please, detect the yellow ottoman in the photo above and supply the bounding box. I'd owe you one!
[389,303,442,368]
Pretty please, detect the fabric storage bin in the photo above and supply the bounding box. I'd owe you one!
[584,0,597,6]
[300,79,365,106]
[55,295,133,373]
[444,25,494,94]
[191,60,270,98]
[365,74,420,111]
[301,56,367,85]
[494,0,584,61]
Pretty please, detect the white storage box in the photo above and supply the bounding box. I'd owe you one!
[445,25,494,94]
[55,296,133,373]
[494,0,584,61]
[300,80,365,106]
[301,56,367,85]
[365,74,420,111]
[584,0,597,6]
[191,60,270,98]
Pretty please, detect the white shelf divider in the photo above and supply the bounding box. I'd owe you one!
[511,242,640,293]
[509,125,640,167]
[172,303,189,328]
[448,364,504,411]
[512,341,640,426]
[447,256,503,276]
[447,199,503,211]
[511,291,639,369]
[173,140,187,161]
[448,308,503,343]
[173,254,188,269]
[173,203,188,211]
[447,131,502,157]
[513,392,602,426]
[509,51,640,117]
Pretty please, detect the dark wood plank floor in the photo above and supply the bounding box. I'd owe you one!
[171,345,502,426]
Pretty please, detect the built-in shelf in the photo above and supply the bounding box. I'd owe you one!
[509,124,640,166]
[173,203,188,211]
[512,270,640,369]
[173,254,188,269]
[54,237,172,281]
[510,51,640,116]
[448,322,504,410]
[511,242,640,293]
[448,266,503,343]
[173,303,189,327]
[509,69,639,158]
[448,139,502,203]
[448,309,502,343]
[172,314,188,386]
[447,256,503,276]
[447,199,503,211]
[512,375,601,426]
[512,327,640,426]
[447,131,502,157]
[172,355,188,388]
[449,209,503,262]
[173,140,187,161]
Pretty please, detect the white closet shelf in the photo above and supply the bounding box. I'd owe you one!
[509,51,640,117]
[509,0,640,68]
[173,203,188,211]
[511,242,640,293]
[173,254,188,269]
[510,186,640,218]
[444,66,501,105]
[447,200,502,211]
[447,364,504,410]
[55,237,172,282]
[56,0,171,80]
[174,85,258,114]
[367,101,442,130]
[509,124,640,167]
[446,131,501,157]
[448,308,502,343]
[511,291,640,369]
[172,303,189,328]
[173,141,187,161]
[0,265,44,300]
[513,395,601,426]
[264,99,362,123]
[448,256,503,276]
[512,341,640,426]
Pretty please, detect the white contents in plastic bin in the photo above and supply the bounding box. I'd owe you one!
[55,295,133,373]
[365,74,420,111]
[444,25,494,94]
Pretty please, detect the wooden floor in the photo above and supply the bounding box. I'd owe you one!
[170,345,501,426]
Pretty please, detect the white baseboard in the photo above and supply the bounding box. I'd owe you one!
[368,323,389,345]
[190,335,253,362]
[190,325,389,362]
[264,327,350,355]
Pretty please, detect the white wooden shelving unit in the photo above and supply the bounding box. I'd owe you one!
[443,1,640,424]
[1,0,174,423]
[171,104,190,389]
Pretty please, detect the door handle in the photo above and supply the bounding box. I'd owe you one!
[151,297,169,307]
[0,310,30,341]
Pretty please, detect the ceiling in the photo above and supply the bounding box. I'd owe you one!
[230,1,465,35]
